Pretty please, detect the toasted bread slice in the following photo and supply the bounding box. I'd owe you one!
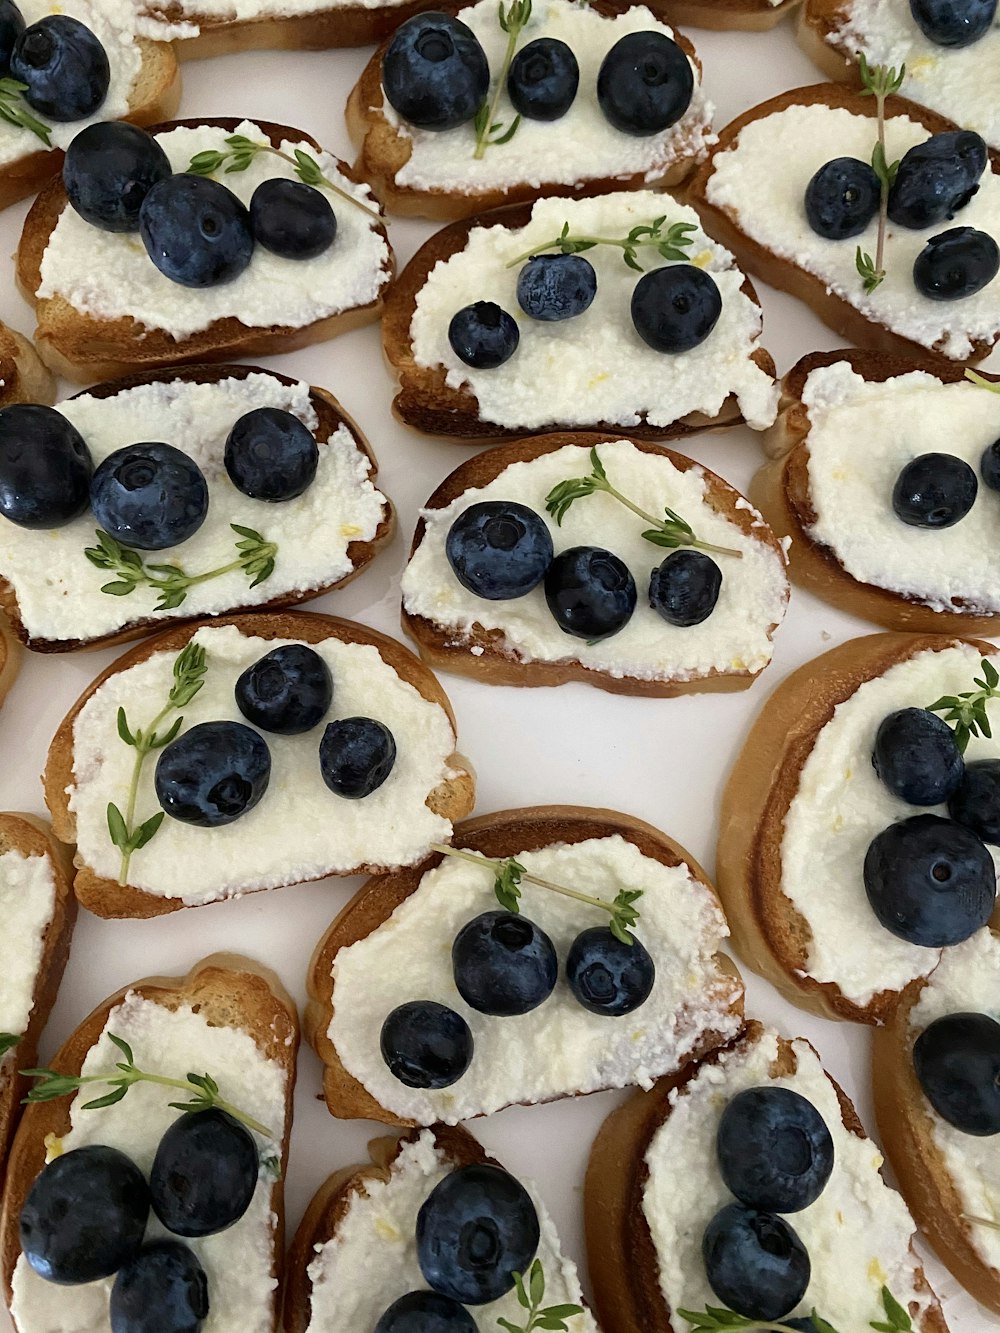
[753,350,1000,634]
[0,327,54,410]
[0,618,21,713]
[305,805,745,1125]
[400,435,789,697]
[0,362,395,654]
[0,953,298,1332]
[687,83,1000,365]
[44,611,475,918]
[17,118,393,385]
[663,0,802,28]
[716,632,1000,1025]
[586,1019,949,1333]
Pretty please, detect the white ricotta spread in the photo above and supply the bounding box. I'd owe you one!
[0,372,388,644]
[642,1028,929,1326]
[305,1131,596,1333]
[704,102,1000,361]
[401,439,788,684]
[9,991,287,1333]
[38,121,389,340]
[329,834,741,1124]
[0,849,56,1038]
[781,643,1000,1006]
[409,191,778,432]
[67,623,461,903]
[382,1,713,194]
[800,361,1000,612]
[909,928,1000,1273]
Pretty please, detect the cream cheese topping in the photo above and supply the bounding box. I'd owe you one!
[0,849,56,1037]
[401,440,788,683]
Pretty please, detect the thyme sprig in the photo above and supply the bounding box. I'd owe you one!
[498,1260,583,1333]
[0,78,51,145]
[473,0,531,158]
[871,1285,912,1333]
[679,1310,837,1333]
[0,1034,20,1060]
[544,448,742,559]
[506,217,697,271]
[855,56,906,294]
[187,133,380,217]
[964,1213,1000,1232]
[966,369,1000,393]
[926,657,1000,753]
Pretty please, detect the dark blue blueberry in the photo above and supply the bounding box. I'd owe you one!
[544,545,636,640]
[702,1203,810,1321]
[417,1164,539,1305]
[913,1010,1000,1135]
[914,227,1000,301]
[596,31,693,135]
[909,0,997,46]
[11,15,109,120]
[949,759,1000,844]
[507,37,579,121]
[63,122,170,233]
[516,254,597,321]
[452,911,558,1016]
[374,1291,477,1333]
[631,265,722,354]
[648,549,721,626]
[0,404,91,529]
[0,1,25,78]
[90,442,209,552]
[110,1241,209,1333]
[804,156,880,240]
[448,302,519,369]
[981,436,1000,491]
[380,1000,473,1089]
[320,716,396,798]
[892,452,978,528]
[872,707,965,805]
[225,407,318,502]
[140,175,254,289]
[20,1146,149,1285]
[235,644,332,736]
[150,1109,258,1239]
[888,132,988,229]
[249,178,336,261]
[155,720,271,828]
[717,1087,835,1213]
[446,500,553,600]
[383,13,489,131]
[565,926,655,1016]
[863,813,996,947]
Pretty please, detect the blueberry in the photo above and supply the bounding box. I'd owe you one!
[417,1164,540,1305]
[913,1011,1000,1134]
[235,644,332,735]
[0,404,91,529]
[949,759,1000,844]
[374,1291,477,1333]
[90,442,209,552]
[648,549,721,626]
[150,1109,258,1239]
[63,123,171,234]
[446,500,553,600]
[380,1000,473,1089]
[452,911,558,1016]
[544,545,637,641]
[888,132,988,229]
[909,0,997,46]
[516,254,597,322]
[596,31,693,135]
[565,926,655,1016]
[155,720,271,828]
[320,717,396,798]
[383,13,489,130]
[448,302,519,369]
[804,157,880,240]
[11,15,109,120]
[0,1,24,78]
[507,37,579,121]
[249,178,336,261]
[110,1241,209,1333]
[631,265,722,354]
[140,175,254,289]
[914,227,1000,301]
[20,1146,149,1285]
[717,1087,835,1213]
[892,452,978,528]
[702,1203,810,1321]
[863,814,996,947]
[224,407,319,502]
[872,708,965,805]
[981,436,1000,491]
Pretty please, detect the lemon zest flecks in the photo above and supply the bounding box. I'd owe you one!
[43,1132,63,1163]
[374,1217,401,1242]
[340,524,362,538]
[868,1257,887,1285]
[691,249,713,269]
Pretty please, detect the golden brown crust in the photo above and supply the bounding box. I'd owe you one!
[662,0,802,29]
[305,804,745,1124]
[0,617,21,715]
[147,1,449,52]
[797,0,865,81]
[43,610,475,919]
[0,327,56,409]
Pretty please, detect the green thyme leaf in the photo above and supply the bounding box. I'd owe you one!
[0,1033,20,1060]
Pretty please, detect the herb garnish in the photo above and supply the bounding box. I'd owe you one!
[927,657,1000,753]
[963,1212,1000,1232]
[473,0,532,158]
[544,448,742,559]
[855,56,906,294]
[506,217,697,271]
[0,1033,20,1060]
[966,369,1000,393]
[187,133,380,217]
[0,78,51,146]
[678,1310,837,1333]
[22,1033,274,1138]
[870,1285,912,1333]
[497,1260,583,1333]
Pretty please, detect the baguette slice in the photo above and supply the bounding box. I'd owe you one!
[586,1019,949,1333]
[305,805,745,1125]
[0,953,298,1332]
[663,0,802,28]
[0,618,21,713]
[0,327,55,410]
